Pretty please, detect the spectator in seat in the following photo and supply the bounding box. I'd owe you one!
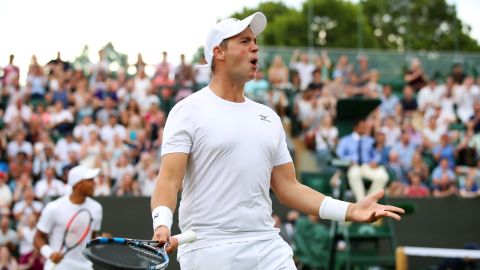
[417,78,443,116]
[432,133,456,168]
[399,85,418,117]
[0,172,12,213]
[379,85,399,120]
[244,70,269,103]
[8,151,33,181]
[404,57,427,91]
[12,172,33,203]
[336,119,389,201]
[93,173,111,197]
[13,187,43,226]
[313,114,338,168]
[0,245,19,270]
[431,158,457,197]
[114,173,140,197]
[385,150,406,197]
[17,214,43,270]
[455,76,480,124]
[7,129,33,162]
[404,172,430,198]
[268,55,290,90]
[34,167,66,202]
[0,216,18,250]
[290,50,316,91]
[450,63,466,84]
[458,168,480,198]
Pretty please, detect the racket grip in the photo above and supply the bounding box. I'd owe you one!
[173,230,197,245]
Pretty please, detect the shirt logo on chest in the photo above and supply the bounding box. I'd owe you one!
[259,114,271,122]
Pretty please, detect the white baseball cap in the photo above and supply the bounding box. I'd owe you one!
[201,12,267,67]
[68,165,100,187]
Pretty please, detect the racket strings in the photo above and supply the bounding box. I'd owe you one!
[129,244,167,261]
[85,244,167,269]
[65,210,92,248]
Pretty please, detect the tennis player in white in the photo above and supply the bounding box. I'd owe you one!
[34,165,103,270]
[151,12,404,269]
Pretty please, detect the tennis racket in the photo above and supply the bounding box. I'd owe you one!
[82,230,197,270]
[51,208,94,269]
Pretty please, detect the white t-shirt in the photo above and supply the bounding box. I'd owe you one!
[100,124,127,142]
[417,85,444,113]
[50,109,74,126]
[133,77,151,104]
[3,104,32,124]
[73,124,98,142]
[54,139,81,162]
[455,84,480,123]
[34,179,67,200]
[7,140,33,158]
[13,200,43,224]
[37,196,103,270]
[315,127,338,152]
[0,184,12,207]
[290,62,315,91]
[140,177,156,196]
[18,225,36,255]
[161,87,292,256]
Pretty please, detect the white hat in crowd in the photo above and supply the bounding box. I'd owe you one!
[68,165,100,187]
[202,12,267,67]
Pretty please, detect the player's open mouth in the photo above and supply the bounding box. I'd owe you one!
[250,59,258,68]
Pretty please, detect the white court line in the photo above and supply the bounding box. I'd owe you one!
[403,247,480,259]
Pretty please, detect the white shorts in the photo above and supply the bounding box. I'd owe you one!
[178,238,296,270]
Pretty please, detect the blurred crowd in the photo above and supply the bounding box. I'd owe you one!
[248,49,480,201]
[0,47,479,268]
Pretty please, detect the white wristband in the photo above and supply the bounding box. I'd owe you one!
[319,196,350,222]
[152,206,173,232]
[40,245,54,259]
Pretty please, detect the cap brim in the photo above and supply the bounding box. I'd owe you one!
[247,12,267,37]
[83,168,100,180]
[225,12,267,40]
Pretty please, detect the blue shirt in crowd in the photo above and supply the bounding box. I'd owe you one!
[336,132,380,165]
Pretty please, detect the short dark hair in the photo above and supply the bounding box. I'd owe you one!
[353,119,365,128]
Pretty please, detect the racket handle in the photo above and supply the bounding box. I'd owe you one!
[173,230,197,245]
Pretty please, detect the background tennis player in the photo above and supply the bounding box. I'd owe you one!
[34,165,103,270]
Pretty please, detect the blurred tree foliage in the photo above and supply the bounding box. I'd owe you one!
[229,0,480,51]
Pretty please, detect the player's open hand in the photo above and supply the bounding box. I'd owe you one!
[346,189,405,223]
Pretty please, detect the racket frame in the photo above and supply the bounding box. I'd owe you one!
[83,231,196,270]
[61,208,94,253]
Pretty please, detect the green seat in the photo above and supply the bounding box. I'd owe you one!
[294,216,335,270]
[300,171,335,196]
[337,198,397,269]
[30,98,46,109]
[448,122,466,131]
[421,151,436,173]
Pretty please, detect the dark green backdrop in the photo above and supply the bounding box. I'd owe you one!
[94,196,480,269]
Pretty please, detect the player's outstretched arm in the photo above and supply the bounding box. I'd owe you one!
[271,162,327,216]
[271,162,404,223]
[151,152,188,252]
